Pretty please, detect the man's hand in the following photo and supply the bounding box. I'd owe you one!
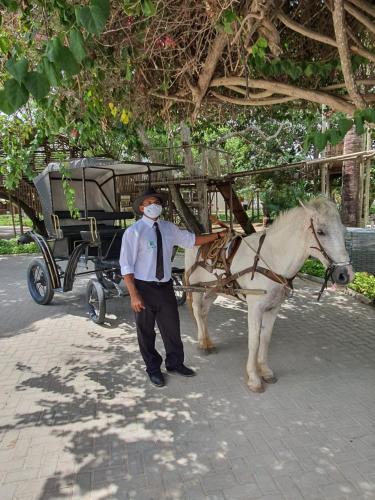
[130,292,145,313]
[218,229,228,239]
[195,228,229,246]
[124,274,145,313]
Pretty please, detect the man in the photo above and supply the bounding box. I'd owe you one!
[120,187,227,387]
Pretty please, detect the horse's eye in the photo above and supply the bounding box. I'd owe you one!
[317,229,325,236]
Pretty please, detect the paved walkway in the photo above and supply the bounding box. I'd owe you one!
[0,255,375,500]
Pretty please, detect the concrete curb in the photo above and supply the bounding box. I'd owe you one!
[297,272,374,307]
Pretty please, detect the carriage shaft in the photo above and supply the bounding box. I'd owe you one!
[173,285,266,295]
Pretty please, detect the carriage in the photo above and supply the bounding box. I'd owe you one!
[24,157,186,324]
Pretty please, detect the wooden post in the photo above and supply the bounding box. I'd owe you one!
[9,196,16,238]
[321,163,330,195]
[18,201,24,235]
[251,198,254,219]
[256,191,260,219]
[197,180,209,232]
[358,157,365,227]
[229,181,233,231]
[363,160,371,227]
[363,128,372,227]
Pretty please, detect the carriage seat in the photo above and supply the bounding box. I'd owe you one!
[54,210,134,221]
[51,211,132,240]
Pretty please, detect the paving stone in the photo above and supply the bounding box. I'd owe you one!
[0,256,375,500]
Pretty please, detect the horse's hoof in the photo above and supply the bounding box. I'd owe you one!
[262,375,278,384]
[247,382,265,393]
[198,345,217,355]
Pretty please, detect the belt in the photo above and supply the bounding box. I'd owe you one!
[135,279,172,287]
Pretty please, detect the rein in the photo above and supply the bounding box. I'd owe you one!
[186,217,350,302]
[186,230,294,300]
[308,218,351,301]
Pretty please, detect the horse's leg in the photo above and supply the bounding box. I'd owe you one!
[199,293,216,351]
[246,301,264,393]
[191,292,216,351]
[257,306,281,384]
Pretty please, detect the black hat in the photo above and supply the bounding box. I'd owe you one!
[132,187,167,216]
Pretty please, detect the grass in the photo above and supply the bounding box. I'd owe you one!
[299,258,325,278]
[0,238,38,255]
[0,214,33,227]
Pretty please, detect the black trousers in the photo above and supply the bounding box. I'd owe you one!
[134,279,184,375]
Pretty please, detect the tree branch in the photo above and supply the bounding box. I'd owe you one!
[277,11,337,47]
[191,32,228,122]
[347,0,375,18]
[344,1,375,35]
[225,86,275,98]
[323,79,375,90]
[210,91,294,106]
[210,77,356,114]
[212,122,287,145]
[332,0,367,109]
[149,92,193,103]
[277,10,375,62]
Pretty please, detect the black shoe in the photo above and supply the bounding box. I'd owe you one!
[149,372,165,387]
[167,364,196,377]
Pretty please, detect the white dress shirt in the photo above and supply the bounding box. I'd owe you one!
[120,216,196,282]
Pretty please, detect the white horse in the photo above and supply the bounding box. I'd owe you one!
[185,197,353,393]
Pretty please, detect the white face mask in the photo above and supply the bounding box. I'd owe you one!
[143,203,162,219]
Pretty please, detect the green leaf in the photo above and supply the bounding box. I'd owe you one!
[0,0,18,11]
[46,37,80,76]
[313,132,327,152]
[23,71,50,100]
[303,132,314,151]
[338,117,353,136]
[0,34,10,53]
[360,108,375,124]
[75,0,110,35]
[326,128,342,146]
[0,79,29,114]
[257,37,268,49]
[141,0,156,17]
[220,9,236,33]
[5,57,28,84]
[68,29,87,63]
[354,113,365,135]
[125,63,132,81]
[304,63,314,78]
[42,58,61,86]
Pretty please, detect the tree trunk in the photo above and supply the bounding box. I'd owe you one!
[341,126,363,226]
[180,122,207,232]
[136,125,203,232]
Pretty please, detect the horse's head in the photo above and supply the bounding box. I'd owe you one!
[301,198,354,285]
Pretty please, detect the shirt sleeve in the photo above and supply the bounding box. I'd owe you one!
[171,223,196,249]
[119,228,139,275]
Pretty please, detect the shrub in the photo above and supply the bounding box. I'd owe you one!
[0,238,38,255]
[348,272,375,300]
[299,258,325,277]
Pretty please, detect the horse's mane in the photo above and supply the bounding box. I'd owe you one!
[266,196,338,235]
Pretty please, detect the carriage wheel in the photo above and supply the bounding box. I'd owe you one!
[27,258,55,305]
[172,273,186,307]
[86,279,106,324]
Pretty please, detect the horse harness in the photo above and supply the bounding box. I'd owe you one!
[308,218,351,301]
[186,218,351,301]
[185,231,294,300]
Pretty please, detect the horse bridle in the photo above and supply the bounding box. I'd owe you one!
[309,218,351,301]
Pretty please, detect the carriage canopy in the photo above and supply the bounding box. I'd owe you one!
[34,157,182,235]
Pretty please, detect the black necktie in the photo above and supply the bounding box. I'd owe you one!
[154,222,164,281]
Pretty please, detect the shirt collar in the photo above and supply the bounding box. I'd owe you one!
[141,215,158,227]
